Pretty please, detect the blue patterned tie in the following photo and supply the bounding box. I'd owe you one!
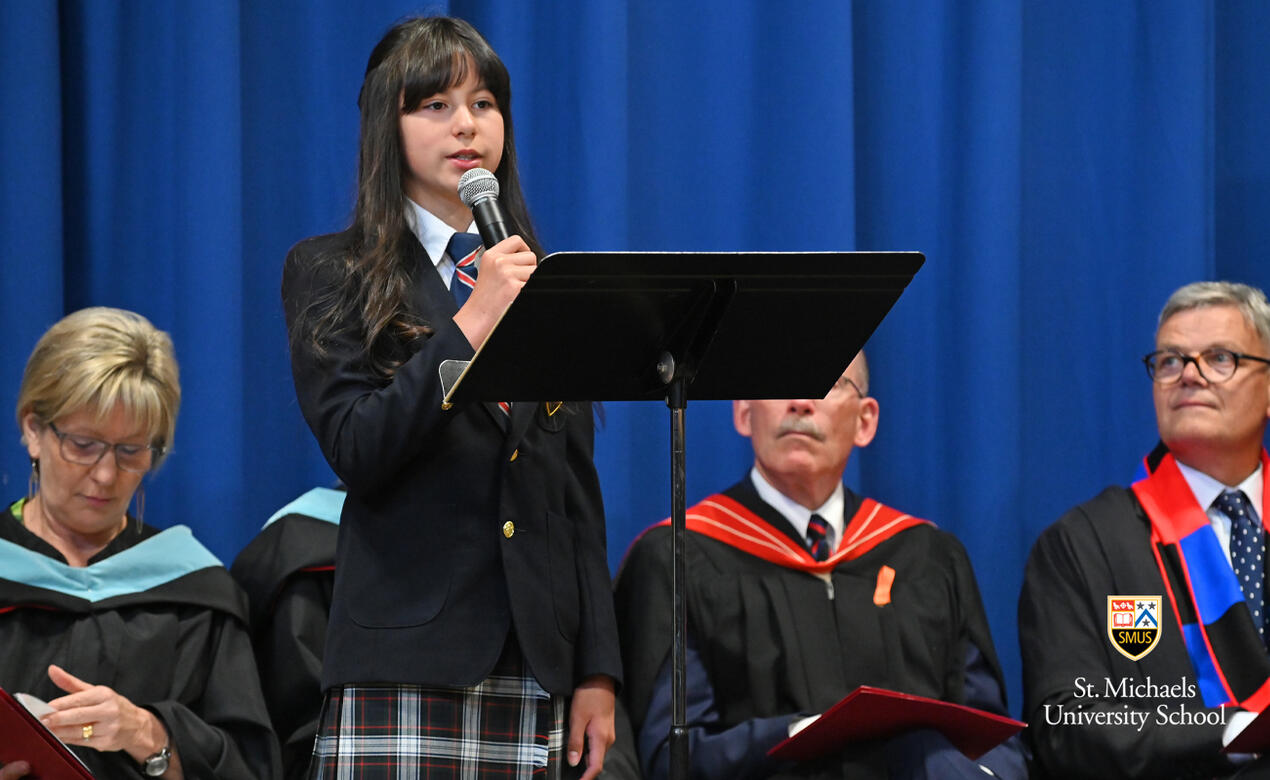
[445,232,509,416]
[806,513,831,562]
[1217,489,1265,642]
[447,232,484,307]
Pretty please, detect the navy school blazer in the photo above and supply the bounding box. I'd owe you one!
[281,228,621,695]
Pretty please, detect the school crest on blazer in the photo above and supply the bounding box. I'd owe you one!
[1107,595,1162,660]
[535,401,569,433]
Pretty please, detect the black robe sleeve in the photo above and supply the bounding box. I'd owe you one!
[1019,487,1240,779]
[147,606,281,779]
[255,572,333,779]
[0,596,280,779]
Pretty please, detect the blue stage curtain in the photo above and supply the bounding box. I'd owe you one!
[3,0,1270,716]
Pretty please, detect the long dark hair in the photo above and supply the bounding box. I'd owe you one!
[299,16,542,377]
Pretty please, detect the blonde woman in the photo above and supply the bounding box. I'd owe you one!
[0,308,279,780]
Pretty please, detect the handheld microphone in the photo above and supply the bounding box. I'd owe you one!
[457,168,512,249]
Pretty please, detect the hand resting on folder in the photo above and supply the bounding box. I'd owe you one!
[768,685,1026,763]
[39,665,174,759]
[1223,707,1270,755]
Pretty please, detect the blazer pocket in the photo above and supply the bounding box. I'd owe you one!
[345,514,454,629]
[547,509,581,639]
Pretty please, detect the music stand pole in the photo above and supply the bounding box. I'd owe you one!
[440,249,925,780]
[662,358,690,779]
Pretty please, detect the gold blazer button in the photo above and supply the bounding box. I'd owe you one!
[509,449,519,462]
[502,521,515,538]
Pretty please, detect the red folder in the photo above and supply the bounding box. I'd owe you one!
[0,687,95,779]
[768,685,1025,762]
[1225,708,1270,754]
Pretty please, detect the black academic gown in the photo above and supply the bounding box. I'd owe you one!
[0,508,281,780]
[615,480,1023,780]
[231,488,342,780]
[1021,486,1270,779]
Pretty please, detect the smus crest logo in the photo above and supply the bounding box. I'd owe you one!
[1107,596,1161,661]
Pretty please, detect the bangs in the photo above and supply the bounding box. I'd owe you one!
[397,31,509,113]
[52,368,173,449]
[43,360,177,457]
[84,376,170,449]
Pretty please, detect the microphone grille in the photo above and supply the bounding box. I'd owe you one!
[458,168,500,207]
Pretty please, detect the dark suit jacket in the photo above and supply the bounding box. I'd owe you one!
[281,228,621,695]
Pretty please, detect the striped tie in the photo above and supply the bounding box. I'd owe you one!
[445,232,509,417]
[806,513,831,562]
[447,232,484,307]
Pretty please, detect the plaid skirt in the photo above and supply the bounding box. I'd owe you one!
[309,638,565,779]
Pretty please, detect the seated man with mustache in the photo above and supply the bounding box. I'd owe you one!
[615,352,1025,779]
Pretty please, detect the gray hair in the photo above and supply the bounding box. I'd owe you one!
[1158,281,1270,352]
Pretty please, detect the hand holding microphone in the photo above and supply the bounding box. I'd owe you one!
[451,168,537,348]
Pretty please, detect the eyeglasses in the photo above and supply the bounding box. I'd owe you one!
[1142,348,1270,385]
[47,422,162,474]
[829,376,867,398]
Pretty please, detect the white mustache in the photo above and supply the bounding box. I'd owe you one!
[777,417,825,441]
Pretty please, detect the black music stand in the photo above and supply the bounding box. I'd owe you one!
[443,250,924,780]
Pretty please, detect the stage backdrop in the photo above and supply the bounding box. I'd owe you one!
[3,0,1270,717]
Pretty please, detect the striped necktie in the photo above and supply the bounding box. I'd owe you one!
[1217,489,1266,643]
[447,232,483,307]
[445,232,509,417]
[806,513,831,562]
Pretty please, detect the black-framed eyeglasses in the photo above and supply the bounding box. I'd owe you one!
[829,376,867,398]
[47,422,162,474]
[1142,348,1270,385]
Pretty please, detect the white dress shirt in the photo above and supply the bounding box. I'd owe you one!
[1175,460,1264,568]
[749,466,845,553]
[402,197,479,290]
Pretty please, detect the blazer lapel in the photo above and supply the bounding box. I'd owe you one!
[505,400,536,450]
[483,401,511,433]
[406,232,459,321]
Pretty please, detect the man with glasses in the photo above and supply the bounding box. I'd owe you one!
[615,352,1026,779]
[1022,281,1270,778]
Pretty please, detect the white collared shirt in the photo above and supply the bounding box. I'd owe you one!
[748,466,845,553]
[1175,460,1264,568]
[402,197,479,289]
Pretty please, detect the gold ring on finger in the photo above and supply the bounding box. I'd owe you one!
[82,723,94,740]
